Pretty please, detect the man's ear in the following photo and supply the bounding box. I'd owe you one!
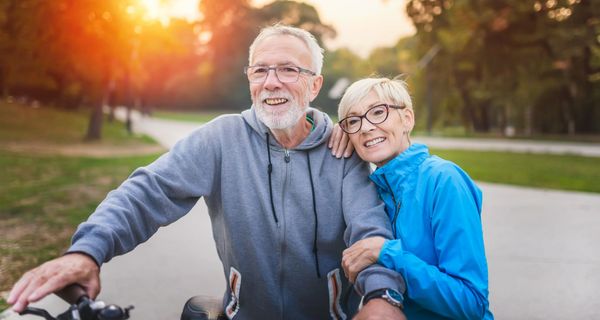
[309,75,324,102]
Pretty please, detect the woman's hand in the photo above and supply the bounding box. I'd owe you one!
[342,236,385,283]
[328,123,354,158]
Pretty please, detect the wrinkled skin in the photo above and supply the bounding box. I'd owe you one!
[8,253,100,313]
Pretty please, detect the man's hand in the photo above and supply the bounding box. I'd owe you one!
[328,123,354,158]
[7,253,100,313]
[353,299,406,320]
[342,236,385,283]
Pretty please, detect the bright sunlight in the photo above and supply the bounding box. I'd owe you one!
[138,0,200,25]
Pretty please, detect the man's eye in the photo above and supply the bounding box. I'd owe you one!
[253,67,268,74]
[279,67,298,73]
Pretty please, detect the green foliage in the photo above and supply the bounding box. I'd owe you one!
[405,0,600,135]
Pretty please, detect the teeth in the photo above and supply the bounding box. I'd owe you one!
[365,137,385,147]
[265,98,288,105]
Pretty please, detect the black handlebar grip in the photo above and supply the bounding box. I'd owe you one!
[56,284,89,305]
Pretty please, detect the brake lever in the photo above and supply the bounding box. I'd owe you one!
[19,307,57,320]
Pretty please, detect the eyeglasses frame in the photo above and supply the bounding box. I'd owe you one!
[338,103,406,134]
[243,65,316,83]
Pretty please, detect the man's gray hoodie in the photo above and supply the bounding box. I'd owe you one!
[68,107,405,319]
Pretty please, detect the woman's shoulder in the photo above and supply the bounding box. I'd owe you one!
[419,154,475,188]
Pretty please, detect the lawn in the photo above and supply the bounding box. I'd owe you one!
[431,148,600,194]
[152,110,236,123]
[0,102,162,311]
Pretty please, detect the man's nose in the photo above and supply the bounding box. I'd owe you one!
[263,69,282,90]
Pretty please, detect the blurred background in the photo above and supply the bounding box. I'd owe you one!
[1,0,598,137]
[1,0,600,316]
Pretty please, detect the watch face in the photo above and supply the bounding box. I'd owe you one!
[385,289,403,304]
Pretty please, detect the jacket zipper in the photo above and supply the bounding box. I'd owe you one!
[382,174,401,239]
[279,148,291,319]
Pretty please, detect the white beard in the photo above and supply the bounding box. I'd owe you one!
[254,91,309,130]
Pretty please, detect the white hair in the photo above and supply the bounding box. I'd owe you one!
[338,77,413,120]
[248,24,324,75]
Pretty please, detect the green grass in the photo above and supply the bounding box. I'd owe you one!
[0,102,155,145]
[0,101,162,309]
[431,148,600,193]
[152,110,235,123]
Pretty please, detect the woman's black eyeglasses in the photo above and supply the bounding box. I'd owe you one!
[338,104,405,134]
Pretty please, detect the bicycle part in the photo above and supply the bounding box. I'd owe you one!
[19,307,57,320]
[181,295,226,320]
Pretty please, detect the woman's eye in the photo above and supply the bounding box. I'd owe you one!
[372,109,385,116]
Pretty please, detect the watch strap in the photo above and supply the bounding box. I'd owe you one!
[362,288,403,309]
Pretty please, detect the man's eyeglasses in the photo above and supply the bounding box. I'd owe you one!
[338,104,406,134]
[244,65,316,83]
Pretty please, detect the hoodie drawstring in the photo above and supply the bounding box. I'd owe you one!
[306,152,321,278]
[265,133,279,224]
[264,132,321,278]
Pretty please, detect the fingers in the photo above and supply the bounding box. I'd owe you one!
[7,253,100,313]
[329,125,353,158]
[342,134,354,158]
[10,267,49,313]
[329,124,342,155]
[342,251,363,284]
[7,270,35,312]
[28,274,66,302]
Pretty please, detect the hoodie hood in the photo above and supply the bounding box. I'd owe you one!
[241,106,333,150]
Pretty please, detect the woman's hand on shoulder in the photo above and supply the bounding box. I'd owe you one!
[342,236,386,283]
[328,123,354,158]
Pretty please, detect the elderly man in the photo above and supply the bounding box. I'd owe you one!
[8,25,406,319]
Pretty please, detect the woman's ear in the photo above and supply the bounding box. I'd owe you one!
[404,108,415,132]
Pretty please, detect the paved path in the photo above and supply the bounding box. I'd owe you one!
[5,114,600,319]
[414,136,600,157]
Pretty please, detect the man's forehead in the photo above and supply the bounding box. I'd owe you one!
[251,35,311,66]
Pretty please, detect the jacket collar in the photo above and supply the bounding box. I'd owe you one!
[370,143,430,192]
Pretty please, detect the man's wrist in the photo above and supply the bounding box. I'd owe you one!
[363,288,404,309]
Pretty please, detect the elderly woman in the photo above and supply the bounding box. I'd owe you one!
[332,77,493,319]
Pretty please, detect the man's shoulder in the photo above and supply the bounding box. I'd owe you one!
[190,113,249,137]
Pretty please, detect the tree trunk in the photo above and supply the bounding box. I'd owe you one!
[85,99,103,141]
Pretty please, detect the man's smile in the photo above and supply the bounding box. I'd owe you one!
[264,97,289,105]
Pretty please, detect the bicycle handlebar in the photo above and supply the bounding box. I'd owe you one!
[19,284,133,320]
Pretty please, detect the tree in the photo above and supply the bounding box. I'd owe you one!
[405,0,600,134]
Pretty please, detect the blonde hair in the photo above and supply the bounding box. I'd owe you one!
[248,24,324,75]
[338,76,413,120]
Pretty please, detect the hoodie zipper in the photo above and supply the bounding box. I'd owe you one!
[382,174,401,239]
[279,148,291,319]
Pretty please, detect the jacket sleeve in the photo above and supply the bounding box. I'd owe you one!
[341,155,406,296]
[67,125,220,266]
[378,165,490,319]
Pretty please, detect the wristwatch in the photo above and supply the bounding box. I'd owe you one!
[362,288,404,309]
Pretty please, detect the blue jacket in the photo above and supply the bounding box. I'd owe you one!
[370,143,493,319]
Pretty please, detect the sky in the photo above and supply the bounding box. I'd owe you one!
[143,0,416,57]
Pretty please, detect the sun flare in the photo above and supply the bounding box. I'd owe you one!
[138,0,200,25]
